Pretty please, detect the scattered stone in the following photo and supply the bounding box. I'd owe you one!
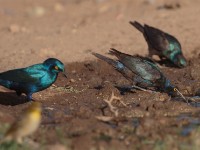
[157,2,181,10]
[54,3,64,12]
[21,27,29,33]
[45,107,54,110]
[71,70,77,74]
[8,24,29,34]
[28,6,46,17]
[98,5,110,13]
[9,24,20,33]
[96,116,114,122]
[69,79,76,83]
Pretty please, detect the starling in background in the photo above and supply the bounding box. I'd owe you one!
[93,48,176,95]
[0,102,42,144]
[0,58,67,101]
[129,21,187,68]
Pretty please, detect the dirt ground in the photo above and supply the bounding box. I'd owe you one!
[0,0,200,150]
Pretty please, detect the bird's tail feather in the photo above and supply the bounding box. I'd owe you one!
[92,52,128,73]
[109,48,123,56]
[92,52,119,68]
[92,52,133,82]
[129,21,144,33]
[109,48,133,61]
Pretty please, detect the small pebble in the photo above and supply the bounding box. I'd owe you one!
[70,79,76,83]
[9,24,20,33]
[54,3,64,12]
[28,6,46,17]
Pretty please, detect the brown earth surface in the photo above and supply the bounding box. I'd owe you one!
[0,0,200,150]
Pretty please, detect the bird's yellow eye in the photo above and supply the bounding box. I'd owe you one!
[54,66,59,70]
[174,88,177,92]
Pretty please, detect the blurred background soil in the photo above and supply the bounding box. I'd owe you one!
[0,0,200,69]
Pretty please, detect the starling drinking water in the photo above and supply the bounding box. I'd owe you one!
[0,58,67,101]
[93,48,177,95]
[129,21,187,68]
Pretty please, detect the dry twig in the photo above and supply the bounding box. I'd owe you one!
[102,91,126,117]
[96,91,127,122]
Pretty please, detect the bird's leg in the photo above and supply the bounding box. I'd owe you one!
[131,85,154,93]
[132,76,156,93]
[27,93,33,101]
[148,52,153,59]
[147,47,157,59]
[16,91,22,96]
[159,55,164,60]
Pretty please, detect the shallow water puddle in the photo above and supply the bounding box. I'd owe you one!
[178,112,200,136]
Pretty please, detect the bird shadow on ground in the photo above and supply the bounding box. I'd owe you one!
[0,92,28,106]
[115,86,136,95]
[155,59,179,68]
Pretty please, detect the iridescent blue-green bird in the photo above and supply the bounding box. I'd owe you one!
[93,48,177,95]
[129,21,187,68]
[0,58,67,101]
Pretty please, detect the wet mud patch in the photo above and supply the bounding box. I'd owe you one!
[1,56,200,149]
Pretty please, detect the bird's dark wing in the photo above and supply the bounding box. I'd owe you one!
[131,58,162,82]
[144,24,170,51]
[0,64,46,84]
[92,52,135,82]
[142,59,163,79]
[129,21,145,33]
[133,54,156,63]
[109,48,162,82]
[164,32,182,50]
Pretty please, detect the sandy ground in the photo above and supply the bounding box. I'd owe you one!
[0,0,200,150]
[0,0,200,69]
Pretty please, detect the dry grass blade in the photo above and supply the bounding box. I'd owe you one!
[95,116,114,122]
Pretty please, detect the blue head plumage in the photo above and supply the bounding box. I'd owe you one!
[43,58,67,77]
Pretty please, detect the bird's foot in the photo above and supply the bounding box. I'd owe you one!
[131,85,155,93]
[156,63,165,69]
[27,94,33,101]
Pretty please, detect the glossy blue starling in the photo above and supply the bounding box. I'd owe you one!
[0,58,67,101]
